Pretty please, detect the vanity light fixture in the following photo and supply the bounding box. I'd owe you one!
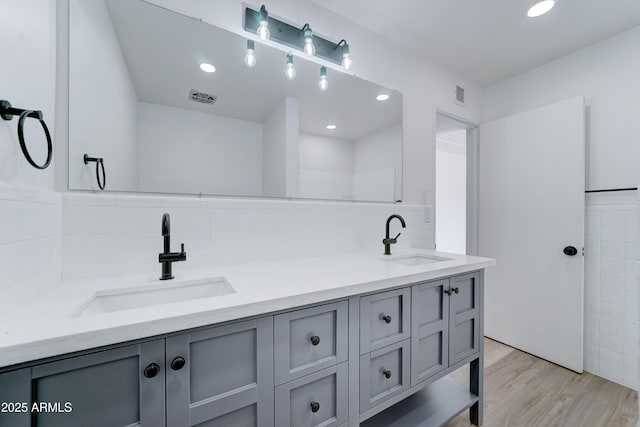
[301,24,316,56]
[285,54,296,80]
[527,0,555,17]
[257,5,270,40]
[376,94,390,101]
[319,66,328,90]
[336,40,353,70]
[199,63,216,73]
[244,5,352,67]
[244,40,256,67]
[326,124,336,130]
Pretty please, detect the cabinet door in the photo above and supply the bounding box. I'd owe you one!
[166,317,274,427]
[449,272,480,365]
[0,340,165,427]
[360,288,410,354]
[275,362,348,427]
[274,301,348,385]
[0,368,30,427]
[411,279,450,386]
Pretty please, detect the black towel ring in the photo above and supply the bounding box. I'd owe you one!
[84,154,106,191]
[1,100,53,170]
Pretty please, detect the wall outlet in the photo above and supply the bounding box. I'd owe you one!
[424,206,432,223]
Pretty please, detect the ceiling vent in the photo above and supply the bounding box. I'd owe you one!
[455,84,466,106]
[189,89,217,105]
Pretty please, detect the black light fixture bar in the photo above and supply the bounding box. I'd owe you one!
[244,6,344,65]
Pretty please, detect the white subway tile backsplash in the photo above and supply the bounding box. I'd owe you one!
[601,241,625,258]
[0,200,19,244]
[584,201,639,390]
[85,207,122,235]
[122,208,157,234]
[0,243,19,291]
[601,226,626,242]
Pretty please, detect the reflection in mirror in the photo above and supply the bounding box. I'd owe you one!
[68,0,403,202]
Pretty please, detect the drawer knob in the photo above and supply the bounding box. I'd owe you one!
[310,401,320,413]
[452,287,459,294]
[143,363,160,378]
[170,356,186,371]
[383,369,392,379]
[381,314,392,324]
[310,335,321,346]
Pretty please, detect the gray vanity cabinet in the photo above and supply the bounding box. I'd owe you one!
[359,288,410,354]
[0,340,165,427]
[448,272,480,365]
[274,301,348,385]
[274,362,348,427]
[410,278,450,386]
[166,317,274,427]
[411,272,480,387]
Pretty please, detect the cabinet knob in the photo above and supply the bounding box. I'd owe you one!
[310,335,321,346]
[143,363,160,378]
[381,314,392,324]
[310,401,320,413]
[170,356,186,371]
[383,369,392,379]
[452,287,459,294]
[444,288,452,296]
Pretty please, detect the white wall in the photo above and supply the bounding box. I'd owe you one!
[354,123,402,201]
[137,102,263,196]
[145,0,485,211]
[68,0,139,191]
[299,132,355,200]
[262,97,299,198]
[484,26,640,191]
[0,0,61,312]
[435,131,466,254]
[0,0,57,190]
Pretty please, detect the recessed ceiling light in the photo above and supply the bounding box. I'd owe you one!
[326,124,336,130]
[376,94,390,101]
[527,0,555,18]
[200,63,216,73]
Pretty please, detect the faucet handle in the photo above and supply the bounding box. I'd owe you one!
[394,232,401,240]
[180,243,185,253]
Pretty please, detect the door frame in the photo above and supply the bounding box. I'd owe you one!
[433,108,480,255]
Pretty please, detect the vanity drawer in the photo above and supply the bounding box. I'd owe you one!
[274,301,348,385]
[275,362,348,427]
[359,339,410,413]
[359,288,410,354]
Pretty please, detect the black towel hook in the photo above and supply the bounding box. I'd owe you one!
[83,154,106,191]
[1,99,53,170]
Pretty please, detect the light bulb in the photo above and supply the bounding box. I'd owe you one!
[244,40,256,67]
[319,66,328,91]
[257,5,270,40]
[285,55,296,80]
[303,29,316,56]
[341,43,353,70]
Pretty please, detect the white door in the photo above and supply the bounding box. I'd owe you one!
[479,96,585,372]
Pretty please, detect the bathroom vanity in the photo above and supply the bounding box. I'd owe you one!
[0,251,493,426]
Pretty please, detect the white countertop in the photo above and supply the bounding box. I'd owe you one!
[0,250,494,368]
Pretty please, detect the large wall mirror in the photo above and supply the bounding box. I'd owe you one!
[68,0,403,202]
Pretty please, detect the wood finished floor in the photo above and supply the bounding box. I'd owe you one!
[444,338,638,427]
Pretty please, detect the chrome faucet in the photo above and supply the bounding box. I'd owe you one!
[159,213,186,280]
[383,214,406,255]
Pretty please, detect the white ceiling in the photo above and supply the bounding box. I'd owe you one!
[105,0,401,140]
[310,0,640,86]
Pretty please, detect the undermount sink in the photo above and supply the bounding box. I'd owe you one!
[75,277,235,316]
[381,254,453,266]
